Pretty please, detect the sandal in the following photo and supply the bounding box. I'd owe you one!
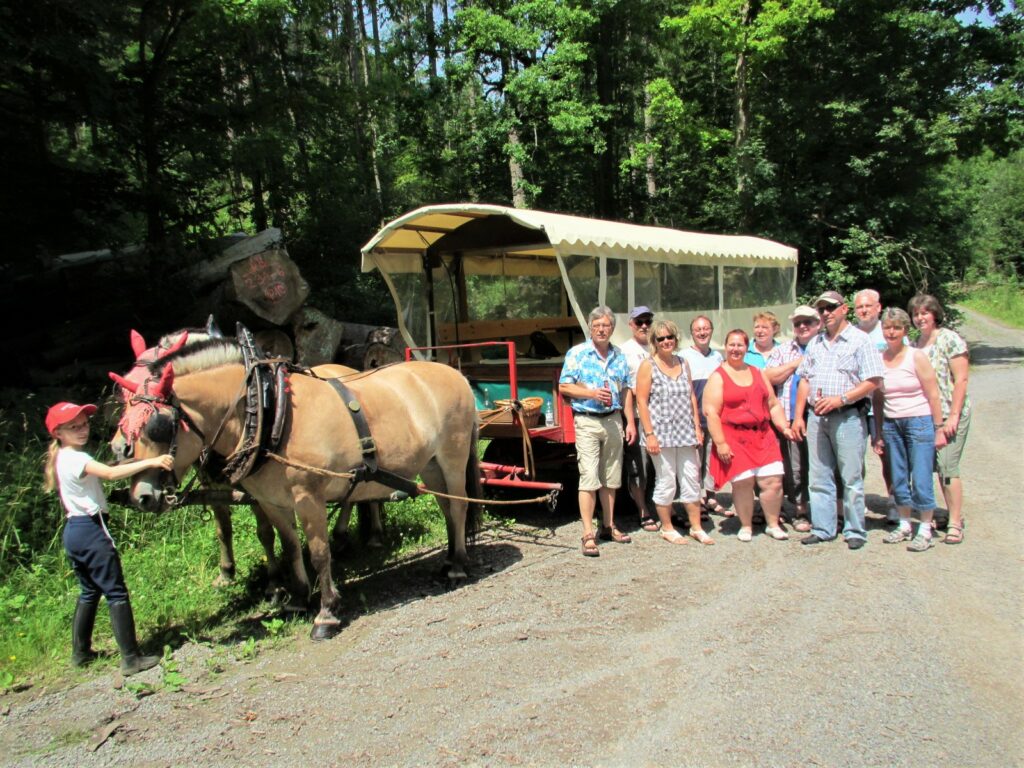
[598,526,632,544]
[639,516,660,533]
[689,529,715,546]
[704,497,728,515]
[581,532,600,557]
[944,523,964,545]
[793,517,812,533]
[660,529,688,545]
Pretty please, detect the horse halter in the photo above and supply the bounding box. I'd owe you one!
[110,366,205,507]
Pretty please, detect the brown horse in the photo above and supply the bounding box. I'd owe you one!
[111,337,481,639]
[114,329,385,590]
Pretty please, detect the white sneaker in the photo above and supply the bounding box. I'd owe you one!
[764,526,790,541]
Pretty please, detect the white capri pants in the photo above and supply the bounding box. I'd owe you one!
[651,445,701,506]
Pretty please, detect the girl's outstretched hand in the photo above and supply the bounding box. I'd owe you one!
[151,454,175,472]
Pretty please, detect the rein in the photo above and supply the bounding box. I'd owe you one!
[262,452,555,507]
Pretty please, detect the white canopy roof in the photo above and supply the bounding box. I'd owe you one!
[361,203,798,270]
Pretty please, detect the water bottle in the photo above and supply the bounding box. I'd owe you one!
[545,397,554,425]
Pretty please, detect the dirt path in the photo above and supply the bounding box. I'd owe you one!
[3,308,1022,767]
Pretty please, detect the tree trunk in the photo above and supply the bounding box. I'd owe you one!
[644,83,658,218]
[424,1,437,80]
[507,122,527,209]
[734,0,755,232]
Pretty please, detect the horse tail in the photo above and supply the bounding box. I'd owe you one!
[465,421,483,541]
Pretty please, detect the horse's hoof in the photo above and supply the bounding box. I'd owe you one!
[211,573,234,588]
[310,621,342,641]
[367,536,384,549]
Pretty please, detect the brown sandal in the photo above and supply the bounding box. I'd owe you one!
[598,525,632,543]
[944,523,964,545]
[581,532,600,557]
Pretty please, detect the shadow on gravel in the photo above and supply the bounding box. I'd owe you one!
[969,342,1024,366]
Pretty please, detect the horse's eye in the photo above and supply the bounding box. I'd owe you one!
[144,414,175,444]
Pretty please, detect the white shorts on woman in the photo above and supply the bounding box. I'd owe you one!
[651,445,701,506]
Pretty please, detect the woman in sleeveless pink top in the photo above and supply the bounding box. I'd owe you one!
[704,330,795,542]
[871,308,947,552]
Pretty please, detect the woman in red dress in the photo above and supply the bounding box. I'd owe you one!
[703,330,795,542]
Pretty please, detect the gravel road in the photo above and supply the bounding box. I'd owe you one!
[2,308,1022,767]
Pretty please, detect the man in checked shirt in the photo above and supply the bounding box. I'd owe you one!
[792,291,884,550]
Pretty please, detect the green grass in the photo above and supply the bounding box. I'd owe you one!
[0,395,462,690]
[959,279,1024,328]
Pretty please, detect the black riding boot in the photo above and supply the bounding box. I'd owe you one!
[71,600,99,667]
[108,600,159,676]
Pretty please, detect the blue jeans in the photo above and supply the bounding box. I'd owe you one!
[883,416,936,511]
[808,408,868,541]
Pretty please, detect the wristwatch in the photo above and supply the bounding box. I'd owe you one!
[840,393,849,406]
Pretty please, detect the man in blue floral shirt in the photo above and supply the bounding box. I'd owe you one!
[559,306,634,557]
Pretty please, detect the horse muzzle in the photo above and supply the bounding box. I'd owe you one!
[131,476,166,513]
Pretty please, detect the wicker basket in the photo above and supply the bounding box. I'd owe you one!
[481,396,544,427]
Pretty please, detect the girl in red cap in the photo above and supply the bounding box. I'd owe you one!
[43,402,174,675]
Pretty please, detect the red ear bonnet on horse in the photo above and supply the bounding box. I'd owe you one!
[130,330,147,360]
[109,371,139,394]
[155,365,174,399]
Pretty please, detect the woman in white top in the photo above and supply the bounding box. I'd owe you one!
[870,309,947,552]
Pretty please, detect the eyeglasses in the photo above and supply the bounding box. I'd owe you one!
[634,318,653,327]
[793,319,818,328]
[655,334,675,342]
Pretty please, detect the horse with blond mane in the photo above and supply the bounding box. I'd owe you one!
[110,335,481,639]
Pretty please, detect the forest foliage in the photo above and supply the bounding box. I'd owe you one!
[1,0,1021,323]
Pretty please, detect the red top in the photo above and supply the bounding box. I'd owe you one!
[708,365,782,488]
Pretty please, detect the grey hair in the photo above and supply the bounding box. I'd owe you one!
[880,307,912,332]
[855,288,881,304]
[588,305,616,330]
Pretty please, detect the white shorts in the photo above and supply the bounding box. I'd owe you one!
[651,445,701,506]
[730,460,784,484]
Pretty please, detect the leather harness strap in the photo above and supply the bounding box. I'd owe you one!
[323,377,378,473]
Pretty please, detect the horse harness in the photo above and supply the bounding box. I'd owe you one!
[134,324,421,506]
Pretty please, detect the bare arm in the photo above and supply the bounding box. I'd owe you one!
[635,361,659,454]
[914,351,948,448]
[685,359,703,445]
[623,387,637,444]
[703,372,731,462]
[85,455,174,482]
[761,370,794,440]
[871,389,886,455]
[792,378,810,440]
[944,352,969,439]
[765,357,800,387]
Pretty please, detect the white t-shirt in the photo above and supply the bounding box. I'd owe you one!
[56,447,108,518]
[680,346,724,382]
[620,337,650,389]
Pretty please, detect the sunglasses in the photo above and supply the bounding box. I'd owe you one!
[793,319,818,328]
[817,304,843,314]
[634,318,653,327]
[655,334,675,342]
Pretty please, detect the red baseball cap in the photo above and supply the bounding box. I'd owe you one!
[45,402,97,436]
